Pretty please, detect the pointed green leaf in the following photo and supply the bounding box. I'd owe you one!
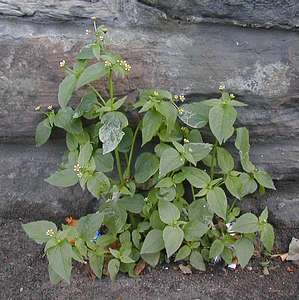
[45,169,78,187]
[209,104,237,144]
[142,110,163,145]
[209,239,224,258]
[159,148,184,177]
[108,258,120,281]
[140,229,164,254]
[163,226,184,258]
[22,221,57,244]
[231,213,259,233]
[35,119,52,146]
[217,147,234,173]
[76,62,107,89]
[235,238,254,268]
[158,200,180,225]
[254,170,276,190]
[135,152,159,183]
[261,223,274,252]
[207,187,227,220]
[175,245,191,262]
[58,74,77,108]
[190,250,206,271]
[87,172,110,198]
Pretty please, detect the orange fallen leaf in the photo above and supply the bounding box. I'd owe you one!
[65,216,78,227]
[134,260,146,275]
[287,266,295,273]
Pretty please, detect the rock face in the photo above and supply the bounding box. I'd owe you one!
[0,1,298,244]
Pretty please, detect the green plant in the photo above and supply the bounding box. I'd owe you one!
[23,19,276,284]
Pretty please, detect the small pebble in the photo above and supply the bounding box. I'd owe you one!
[20,287,23,292]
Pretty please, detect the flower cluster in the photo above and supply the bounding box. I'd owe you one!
[46,229,55,237]
[174,95,185,102]
[117,59,131,72]
[73,163,82,178]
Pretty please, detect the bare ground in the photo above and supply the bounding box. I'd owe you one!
[1,218,298,300]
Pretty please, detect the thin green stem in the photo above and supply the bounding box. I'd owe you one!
[108,69,113,102]
[210,140,218,180]
[229,198,237,213]
[88,84,106,105]
[115,148,124,186]
[125,121,142,179]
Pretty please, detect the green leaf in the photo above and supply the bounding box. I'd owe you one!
[156,101,177,133]
[74,91,98,118]
[188,198,214,224]
[89,253,104,278]
[225,174,243,200]
[141,252,160,267]
[261,223,274,252]
[183,220,209,241]
[140,229,164,254]
[54,107,83,134]
[158,200,180,225]
[239,173,258,196]
[101,204,127,234]
[48,265,63,284]
[118,127,133,153]
[76,44,95,60]
[159,148,184,178]
[163,226,184,258]
[118,194,145,214]
[78,142,93,166]
[155,177,173,188]
[178,102,209,128]
[209,239,224,258]
[183,143,212,162]
[209,103,237,144]
[182,166,210,188]
[87,172,110,198]
[66,133,78,151]
[35,119,52,146]
[207,187,227,220]
[231,213,259,233]
[259,207,268,223]
[235,238,254,268]
[47,240,72,283]
[135,152,159,183]
[221,247,233,265]
[76,62,107,89]
[58,74,77,108]
[45,169,78,187]
[235,127,250,153]
[149,210,165,230]
[142,110,163,146]
[240,152,256,173]
[108,258,120,281]
[175,245,191,262]
[93,148,114,173]
[254,170,276,190]
[77,212,104,240]
[22,221,57,244]
[217,147,234,173]
[99,113,128,154]
[190,250,206,271]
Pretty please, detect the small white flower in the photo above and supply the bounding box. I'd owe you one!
[59,60,66,68]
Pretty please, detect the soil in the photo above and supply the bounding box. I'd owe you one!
[1,218,298,300]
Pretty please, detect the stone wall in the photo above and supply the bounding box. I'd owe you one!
[0,1,298,244]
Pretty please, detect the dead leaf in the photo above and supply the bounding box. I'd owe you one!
[287,266,295,273]
[65,216,78,227]
[271,253,288,261]
[134,260,146,275]
[178,264,192,274]
[287,238,299,261]
[262,266,270,275]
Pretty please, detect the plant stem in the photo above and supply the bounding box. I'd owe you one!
[125,121,142,179]
[189,163,196,201]
[88,84,106,105]
[229,198,237,213]
[115,148,124,186]
[108,69,113,102]
[210,140,218,180]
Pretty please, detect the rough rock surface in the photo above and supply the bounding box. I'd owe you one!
[0,0,298,241]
